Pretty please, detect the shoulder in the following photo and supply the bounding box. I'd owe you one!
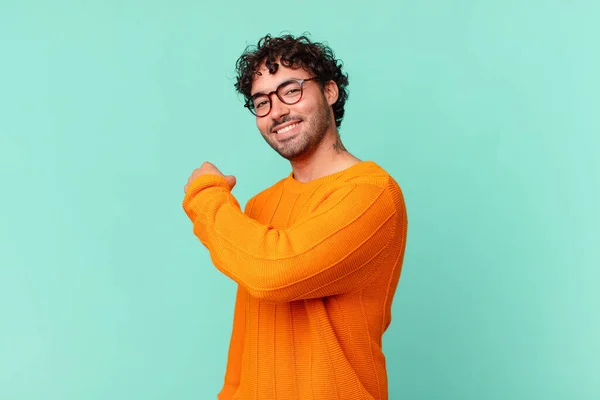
[344,161,406,212]
[341,161,399,188]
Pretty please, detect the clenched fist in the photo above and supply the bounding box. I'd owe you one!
[184,161,237,193]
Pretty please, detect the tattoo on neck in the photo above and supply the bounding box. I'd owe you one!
[333,137,347,153]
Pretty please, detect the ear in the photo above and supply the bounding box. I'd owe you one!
[323,80,339,106]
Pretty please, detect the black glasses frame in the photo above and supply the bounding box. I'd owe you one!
[245,77,320,117]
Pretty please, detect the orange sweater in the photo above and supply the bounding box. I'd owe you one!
[182,161,408,400]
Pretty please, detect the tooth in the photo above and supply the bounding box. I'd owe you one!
[279,123,297,133]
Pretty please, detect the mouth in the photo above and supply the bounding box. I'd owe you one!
[272,120,302,135]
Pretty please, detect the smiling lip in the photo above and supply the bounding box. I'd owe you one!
[272,120,302,134]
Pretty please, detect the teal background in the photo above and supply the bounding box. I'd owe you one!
[1,0,598,399]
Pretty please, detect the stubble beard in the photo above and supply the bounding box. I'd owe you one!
[263,100,332,161]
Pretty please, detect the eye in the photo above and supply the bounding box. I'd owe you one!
[255,100,268,109]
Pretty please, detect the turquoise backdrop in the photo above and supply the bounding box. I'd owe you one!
[1,1,598,399]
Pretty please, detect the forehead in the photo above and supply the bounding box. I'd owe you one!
[250,61,311,95]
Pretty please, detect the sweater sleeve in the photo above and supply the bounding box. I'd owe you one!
[182,174,398,303]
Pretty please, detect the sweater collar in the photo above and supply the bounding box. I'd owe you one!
[283,160,376,193]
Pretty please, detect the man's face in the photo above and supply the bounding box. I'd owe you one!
[250,62,334,160]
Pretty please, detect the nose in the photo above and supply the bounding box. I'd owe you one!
[269,94,289,121]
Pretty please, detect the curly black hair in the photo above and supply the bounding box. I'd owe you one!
[234,34,349,128]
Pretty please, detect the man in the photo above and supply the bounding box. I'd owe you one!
[182,34,408,400]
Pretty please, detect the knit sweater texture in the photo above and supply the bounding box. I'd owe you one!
[182,160,408,400]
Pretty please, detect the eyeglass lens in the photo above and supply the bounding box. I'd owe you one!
[250,80,304,116]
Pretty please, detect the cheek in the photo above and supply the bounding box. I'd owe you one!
[296,101,312,116]
[256,118,269,135]
[296,97,322,120]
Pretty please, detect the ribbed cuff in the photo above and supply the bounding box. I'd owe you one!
[182,174,231,221]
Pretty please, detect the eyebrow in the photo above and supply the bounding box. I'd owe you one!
[250,78,301,98]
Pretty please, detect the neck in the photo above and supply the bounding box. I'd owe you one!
[289,129,361,183]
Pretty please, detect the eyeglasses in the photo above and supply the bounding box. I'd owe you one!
[245,77,319,117]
